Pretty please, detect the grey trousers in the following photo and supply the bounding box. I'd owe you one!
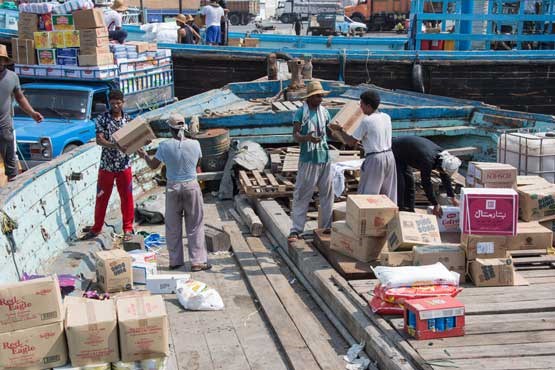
[0,128,17,179]
[291,161,333,234]
[165,181,208,266]
[359,151,398,204]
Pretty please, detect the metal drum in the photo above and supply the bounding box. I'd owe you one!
[195,128,230,172]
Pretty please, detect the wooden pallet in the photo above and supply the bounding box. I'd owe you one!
[238,169,295,198]
[269,147,361,174]
[510,249,555,269]
[271,101,304,112]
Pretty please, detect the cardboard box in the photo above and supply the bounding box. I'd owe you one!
[80,45,111,55]
[125,41,150,53]
[64,30,80,48]
[330,221,387,262]
[466,162,516,187]
[517,175,549,187]
[34,31,52,49]
[468,258,516,287]
[461,234,511,260]
[461,188,519,236]
[94,249,133,293]
[18,13,38,39]
[53,364,110,370]
[227,37,243,47]
[116,295,169,362]
[0,322,67,369]
[318,201,346,228]
[404,297,465,340]
[130,250,158,285]
[37,48,57,65]
[79,52,114,67]
[329,101,365,144]
[413,245,466,282]
[52,14,74,31]
[243,37,260,47]
[510,221,553,250]
[379,251,414,266]
[57,47,79,58]
[0,276,63,333]
[51,31,66,48]
[73,9,106,30]
[146,274,190,294]
[57,56,79,66]
[65,300,119,366]
[11,38,36,64]
[346,194,398,236]
[79,28,109,47]
[427,206,460,233]
[387,212,441,251]
[112,116,156,155]
[39,13,53,31]
[518,183,555,222]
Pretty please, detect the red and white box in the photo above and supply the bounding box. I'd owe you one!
[404,296,465,340]
[461,188,518,236]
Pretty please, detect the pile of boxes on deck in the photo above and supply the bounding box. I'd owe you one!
[324,161,555,339]
[13,3,172,87]
[227,37,260,47]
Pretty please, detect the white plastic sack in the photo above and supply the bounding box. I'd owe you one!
[373,262,460,289]
[176,279,225,311]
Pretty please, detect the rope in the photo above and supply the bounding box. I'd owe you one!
[1,209,21,280]
[365,49,372,84]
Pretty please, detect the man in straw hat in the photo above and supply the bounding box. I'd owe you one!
[176,14,201,44]
[343,90,397,202]
[200,0,225,45]
[392,136,461,216]
[0,45,43,182]
[137,113,211,272]
[288,81,334,244]
[104,0,128,43]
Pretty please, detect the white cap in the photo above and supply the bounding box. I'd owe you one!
[439,150,461,176]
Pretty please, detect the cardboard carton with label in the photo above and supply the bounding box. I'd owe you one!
[346,194,398,236]
[330,221,387,262]
[468,258,516,287]
[461,188,519,236]
[518,183,555,222]
[413,244,466,282]
[95,249,133,293]
[387,212,441,251]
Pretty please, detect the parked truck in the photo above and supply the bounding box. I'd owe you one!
[344,0,410,31]
[276,0,341,23]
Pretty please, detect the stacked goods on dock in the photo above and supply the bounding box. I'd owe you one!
[0,276,67,369]
[465,161,517,188]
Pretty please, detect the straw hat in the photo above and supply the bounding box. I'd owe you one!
[176,14,188,25]
[302,81,330,99]
[111,0,128,12]
[185,14,194,22]
[0,45,13,65]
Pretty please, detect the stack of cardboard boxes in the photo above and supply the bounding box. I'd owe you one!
[74,9,112,66]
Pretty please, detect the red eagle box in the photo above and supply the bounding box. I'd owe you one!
[461,188,518,236]
[404,296,465,340]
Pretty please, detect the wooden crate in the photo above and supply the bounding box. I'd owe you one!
[238,169,295,198]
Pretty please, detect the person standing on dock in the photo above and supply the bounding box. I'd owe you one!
[344,90,397,202]
[201,0,225,45]
[392,136,461,216]
[176,14,200,44]
[137,113,211,272]
[288,81,334,244]
[81,90,134,241]
[294,15,303,36]
[0,45,43,182]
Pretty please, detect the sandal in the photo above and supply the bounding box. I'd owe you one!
[80,231,99,241]
[123,232,134,242]
[287,232,299,244]
[191,263,212,272]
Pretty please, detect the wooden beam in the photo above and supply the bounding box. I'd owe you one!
[223,224,321,370]
[234,195,264,236]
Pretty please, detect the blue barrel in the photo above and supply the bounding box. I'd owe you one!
[195,128,230,172]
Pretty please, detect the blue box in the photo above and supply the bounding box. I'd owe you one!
[56,47,79,58]
[57,56,78,66]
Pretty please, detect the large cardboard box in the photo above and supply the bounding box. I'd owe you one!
[94,249,133,293]
[387,212,441,251]
[243,38,260,47]
[346,194,398,236]
[116,295,169,362]
[80,45,111,55]
[126,41,150,53]
[52,14,74,31]
[518,183,555,222]
[468,258,515,287]
[11,38,36,64]
[318,201,346,228]
[461,188,518,236]
[330,221,387,262]
[509,221,553,250]
[461,234,511,260]
[64,30,80,48]
[427,205,460,233]
[413,244,466,282]
[0,322,67,369]
[34,31,52,49]
[112,116,156,155]
[466,162,516,188]
[18,13,38,39]
[73,9,106,30]
[81,37,109,51]
[0,276,63,333]
[65,300,119,366]
[379,251,414,266]
[80,28,109,48]
[517,175,549,187]
[329,101,365,144]
[78,52,114,67]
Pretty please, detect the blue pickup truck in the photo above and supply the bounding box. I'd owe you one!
[13,57,175,167]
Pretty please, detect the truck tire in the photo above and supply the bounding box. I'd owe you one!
[240,14,249,25]
[229,13,241,26]
[280,14,291,24]
[62,143,80,154]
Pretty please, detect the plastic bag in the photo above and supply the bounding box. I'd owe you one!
[373,262,460,289]
[369,296,404,315]
[176,279,224,311]
[374,284,463,304]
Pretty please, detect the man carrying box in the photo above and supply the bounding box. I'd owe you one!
[137,113,211,272]
[81,90,134,241]
[103,0,128,44]
[392,136,461,216]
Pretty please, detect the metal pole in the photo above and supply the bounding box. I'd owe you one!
[139,0,144,24]
[179,0,183,14]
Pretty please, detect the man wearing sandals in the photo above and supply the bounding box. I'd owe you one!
[82,90,134,241]
[288,81,334,244]
[137,113,211,272]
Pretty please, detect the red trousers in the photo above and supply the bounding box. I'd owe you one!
[92,167,134,234]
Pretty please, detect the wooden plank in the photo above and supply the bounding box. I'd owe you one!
[430,356,555,370]
[272,102,289,112]
[419,341,555,361]
[223,224,321,370]
[252,170,267,187]
[239,170,253,188]
[246,237,346,370]
[282,101,298,111]
[234,195,264,237]
[513,255,555,266]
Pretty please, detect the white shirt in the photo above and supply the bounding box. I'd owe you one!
[201,5,224,27]
[352,111,392,155]
[104,9,122,31]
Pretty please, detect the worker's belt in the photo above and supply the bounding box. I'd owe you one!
[364,148,392,157]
